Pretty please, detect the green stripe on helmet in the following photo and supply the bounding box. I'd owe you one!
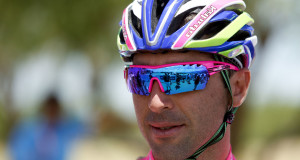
[183,12,254,48]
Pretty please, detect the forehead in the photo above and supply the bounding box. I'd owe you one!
[132,51,214,65]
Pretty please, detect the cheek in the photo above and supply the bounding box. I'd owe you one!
[201,76,229,121]
[132,94,148,133]
[132,94,148,114]
[205,74,229,105]
[173,75,228,125]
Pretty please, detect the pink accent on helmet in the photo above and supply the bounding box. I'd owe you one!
[122,6,136,51]
[130,61,239,71]
[172,0,245,49]
[148,77,165,93]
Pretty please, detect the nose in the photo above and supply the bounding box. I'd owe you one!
[148,81,173,113]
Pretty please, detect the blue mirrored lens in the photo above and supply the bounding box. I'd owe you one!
[127,65,209,95]
[127,68,150,95]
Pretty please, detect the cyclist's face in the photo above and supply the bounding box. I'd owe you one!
[132,51,229,160]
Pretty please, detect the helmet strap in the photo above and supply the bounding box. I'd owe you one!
[185,55,238,160]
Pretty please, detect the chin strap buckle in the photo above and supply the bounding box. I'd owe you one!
[224,110,235,124]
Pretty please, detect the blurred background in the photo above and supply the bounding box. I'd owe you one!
[0,0,299,159]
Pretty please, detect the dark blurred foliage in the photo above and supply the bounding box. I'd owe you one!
[0,0,133,67]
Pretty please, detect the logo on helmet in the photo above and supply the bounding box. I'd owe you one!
[185,5,217,38]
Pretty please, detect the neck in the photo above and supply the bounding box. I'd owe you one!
[194,125,231,160]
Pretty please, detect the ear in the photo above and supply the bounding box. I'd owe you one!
[230,68,251,108]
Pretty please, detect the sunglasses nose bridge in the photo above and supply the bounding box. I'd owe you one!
[148,77,165,93]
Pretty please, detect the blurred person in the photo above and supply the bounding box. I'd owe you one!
[9,94,85,160]
[118,0,257,159]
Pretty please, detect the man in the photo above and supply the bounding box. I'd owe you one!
[117,0,257,159]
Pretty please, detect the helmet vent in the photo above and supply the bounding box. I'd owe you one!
[119,30,126,44]
[192,21,230,40]
[228,30,250,41]
[152,0,169,34]
[166,7,203,36]
[231,9,243,15]
[130,10,143,38]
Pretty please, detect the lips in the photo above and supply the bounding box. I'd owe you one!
[149,122,185,138]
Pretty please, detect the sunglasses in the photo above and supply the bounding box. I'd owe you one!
[124,61,238,95]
